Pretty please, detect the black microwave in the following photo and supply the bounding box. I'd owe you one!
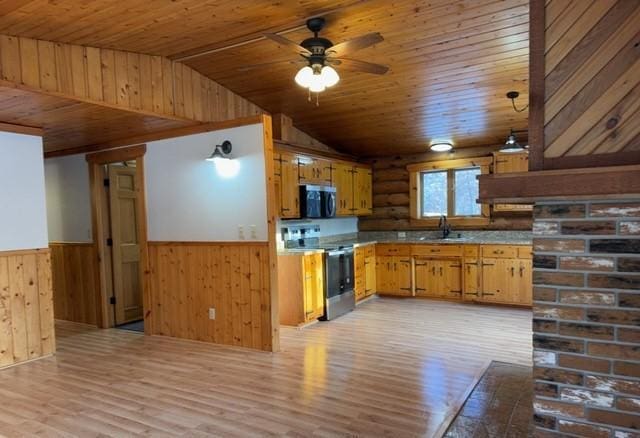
[299,185,336,218]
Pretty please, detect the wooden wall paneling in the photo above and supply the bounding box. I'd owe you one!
[542,0,640,166]
[0,249,54,369]
[50,243,99,326]
[146,242,272,351]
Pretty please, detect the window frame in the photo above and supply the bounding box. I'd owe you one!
[408,157,492,227]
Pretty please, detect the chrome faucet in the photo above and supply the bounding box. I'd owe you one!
[438,215,451,239]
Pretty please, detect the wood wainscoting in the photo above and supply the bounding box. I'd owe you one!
[0,248,55,368]
[146,241,274,351]
[49,242,99,326]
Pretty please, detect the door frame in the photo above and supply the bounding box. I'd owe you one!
[86,144,149,332]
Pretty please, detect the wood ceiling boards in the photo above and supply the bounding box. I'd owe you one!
[0,0,530,157]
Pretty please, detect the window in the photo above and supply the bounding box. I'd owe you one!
[408,157,491,225]
[420,167,481,218]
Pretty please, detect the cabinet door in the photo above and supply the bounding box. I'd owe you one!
[353,166,373,216]
[364,254,376,296]
[334,163,354,216]
[515,259,532,305]
[493,152,532,212]
[395,257,413,296]
[303,254,324,321]
[463,259,480,300]
[376,256,394,293]
[298,157,314,184]
[354,247,366,302]
[315,158,333,185]
[442,260,462,300]
[280,153,300,218]
[414,259,436,297]
[481,258,514,303]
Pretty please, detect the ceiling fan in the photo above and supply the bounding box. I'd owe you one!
[253,17,388,94]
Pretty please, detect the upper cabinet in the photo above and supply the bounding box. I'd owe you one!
[492,151,532,213]
[274,148,373,219]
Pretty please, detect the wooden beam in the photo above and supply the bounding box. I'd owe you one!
[86,144,147,165]
[46,115,263,158]
[0,121,43,137]
[478,165,640,203]
[544,150,640,170]
[528,0,545,171]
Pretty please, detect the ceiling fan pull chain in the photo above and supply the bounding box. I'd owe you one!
[308,88,311,102]
[316,93,320,107]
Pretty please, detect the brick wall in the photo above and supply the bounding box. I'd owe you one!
[532,201,640,437]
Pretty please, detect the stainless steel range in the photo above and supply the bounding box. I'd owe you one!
[282,225,355,320]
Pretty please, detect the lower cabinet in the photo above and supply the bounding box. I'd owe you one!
[355,245,376,302]
[376,256,412,296]
[415,258,462,299]
[480,251,532,306]
[278,252,325,326]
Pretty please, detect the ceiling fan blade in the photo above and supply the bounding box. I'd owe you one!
[325,32,384,57]
[264,33,311,56]
[331,58,389,75]
[236,59,306,72]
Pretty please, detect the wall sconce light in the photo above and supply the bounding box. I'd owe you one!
[206,140,240,178]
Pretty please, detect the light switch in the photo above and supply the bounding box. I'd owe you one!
[250,225,257,239]
[208,308,216,320]
[238,225,245,240]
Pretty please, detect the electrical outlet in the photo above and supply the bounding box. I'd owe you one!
[208,308,216,320]
[238,225,245,240]
[398,231,407,239]
[250,225,257,239]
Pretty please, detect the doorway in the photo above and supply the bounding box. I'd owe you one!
[86,145,149,332]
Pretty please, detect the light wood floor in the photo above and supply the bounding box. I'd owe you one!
[0,298,532,437]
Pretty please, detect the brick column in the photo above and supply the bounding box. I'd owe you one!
[532,201,640,437]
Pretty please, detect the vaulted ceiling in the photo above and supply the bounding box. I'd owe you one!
[0,0,529,157]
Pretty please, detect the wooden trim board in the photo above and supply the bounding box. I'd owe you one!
[0,122,43,137]
[528,0,545,171]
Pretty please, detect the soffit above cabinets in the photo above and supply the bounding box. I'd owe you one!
[0,0,529,157]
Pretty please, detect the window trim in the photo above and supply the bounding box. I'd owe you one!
[408,157,492,227]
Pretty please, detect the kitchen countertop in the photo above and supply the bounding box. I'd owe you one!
[278,237,532,255]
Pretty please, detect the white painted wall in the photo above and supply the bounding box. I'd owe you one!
[0,132,49,251]
[44,154,92,242]
[145,123,268,241]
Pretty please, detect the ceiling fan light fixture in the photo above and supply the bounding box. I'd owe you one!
[308,73,327,93]
[430,141,453,152]
[320,65,340,87]
[294,66,314,88]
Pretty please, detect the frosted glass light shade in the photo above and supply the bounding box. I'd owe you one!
[320,65,340,87]
[294,66,314,88]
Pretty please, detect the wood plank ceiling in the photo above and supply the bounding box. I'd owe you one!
[0,0,530,157]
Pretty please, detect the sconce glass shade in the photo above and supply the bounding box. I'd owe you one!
[206,140,239,178]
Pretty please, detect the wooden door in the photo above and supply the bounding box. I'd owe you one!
[280,152,300,219]
[481,258,513,303]
[334,163,354,216]
[354,247,366,302]
[109,164,142,324]
[353,167,373,216]
[364,254,376,296]
[463,259,480,300]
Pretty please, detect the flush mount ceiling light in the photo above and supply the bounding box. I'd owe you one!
[500,129,527,153]
[430,141,453,152]
[206,140,233,163]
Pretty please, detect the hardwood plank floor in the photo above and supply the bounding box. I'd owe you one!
[0,297,532,437]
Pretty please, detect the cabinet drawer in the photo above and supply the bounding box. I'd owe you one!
[412,245,462,257]
[517,246,533,259]
[481,245,518,258]
[376,244,410,256]
[463,245,479,258]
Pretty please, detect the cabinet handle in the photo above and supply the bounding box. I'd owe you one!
[432,267,436,275]
[439,267,443,275]
[465,292,479,296]
[520,266,525,277]
[394,263,397,271]
[510,267,515,276]
[416,287,426,291]
[415,262,427,267]
[482,263,495,266]
[430,249,440,253]
[494,250,504,255]
[466,265,470,273]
